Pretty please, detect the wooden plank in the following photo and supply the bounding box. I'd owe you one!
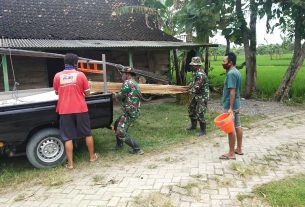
[90,81,188,94]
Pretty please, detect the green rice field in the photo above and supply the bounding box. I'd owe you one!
[198,54,305,101]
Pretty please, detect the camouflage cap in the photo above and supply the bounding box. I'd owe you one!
[121,66,136,75]
[189,57,203,66]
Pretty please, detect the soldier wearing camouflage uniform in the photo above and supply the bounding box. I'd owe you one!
[114,66,144,154]
[187,57,209,136]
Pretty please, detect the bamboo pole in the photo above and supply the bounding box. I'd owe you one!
[90,81,188,94]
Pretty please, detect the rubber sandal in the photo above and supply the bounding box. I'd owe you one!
[65,164,74,170]
[90,153,99,162]
[219,154,236,160]
[234,150,244,155]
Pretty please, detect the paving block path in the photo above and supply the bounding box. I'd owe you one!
[1,110,305,207]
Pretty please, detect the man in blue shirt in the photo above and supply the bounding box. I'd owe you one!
[219,52,243,160]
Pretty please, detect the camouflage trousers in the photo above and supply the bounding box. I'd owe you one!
[114,112,138,142]
[188,96,207,123]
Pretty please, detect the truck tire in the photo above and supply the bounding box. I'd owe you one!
[26,128,66,168]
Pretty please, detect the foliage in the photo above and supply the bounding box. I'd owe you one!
[173,0,225,42]
[209,45,227,61]
[265,0,305,101]
[218,0,245,46]
[256,40,293,59]
[266,0,305,39]
[254,174,305,207]
[113,0,176,35]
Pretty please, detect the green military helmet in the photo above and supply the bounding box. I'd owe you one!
[121,66,136,75]
[189,57,203,66]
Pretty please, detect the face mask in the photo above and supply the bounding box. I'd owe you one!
[222,63,231,70]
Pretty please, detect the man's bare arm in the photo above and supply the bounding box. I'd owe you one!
[229,88,235,113]
[84,90,90,96]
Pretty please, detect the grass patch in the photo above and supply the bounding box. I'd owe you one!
[241,114,267,129]
[92,175,105,185]
[46,174,71,187]
[237,193,255,202]
[0,100,263,193]
[147,164,158,169]
[177,181,209,197]
[0,164,69,193]
[212,175,233,187]
[254,174,305,207]
[229,162,267,179]
[133,193,173,207]
[14,194,26,202]
[162,156,185,163]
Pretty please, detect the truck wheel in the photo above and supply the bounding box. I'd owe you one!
[26,128,66,168]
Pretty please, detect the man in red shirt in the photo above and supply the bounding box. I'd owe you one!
[53,53,98,169]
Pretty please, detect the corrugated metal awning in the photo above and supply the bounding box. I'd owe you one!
[0,39,218,49]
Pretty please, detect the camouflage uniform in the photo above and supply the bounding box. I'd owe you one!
[187,57,209,136]
[114,67,143,154]
[188,69,209,121]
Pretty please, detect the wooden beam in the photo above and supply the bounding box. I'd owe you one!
[1,55,9,91]
[90,81,188,94]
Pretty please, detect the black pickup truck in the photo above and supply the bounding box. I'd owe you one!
[0,90,113,168]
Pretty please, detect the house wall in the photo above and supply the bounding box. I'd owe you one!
[133,49,169,83]
[0,56,48,91]
[0,48,170,91]
[78,49,170,84]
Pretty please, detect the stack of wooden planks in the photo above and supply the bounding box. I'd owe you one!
[90,81,188,94]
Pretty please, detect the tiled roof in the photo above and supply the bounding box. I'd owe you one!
[0,0,178,42]
[0,39,218,49]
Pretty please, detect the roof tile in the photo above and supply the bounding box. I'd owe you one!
[0,0,178,41]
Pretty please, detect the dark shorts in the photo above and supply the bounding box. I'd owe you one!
[233,110,241,128]
[59,112,92,141]
[223,109,241,128]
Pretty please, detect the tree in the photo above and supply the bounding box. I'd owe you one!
[217,0,238,54]
[266,0,305,102]
[235,0,262,98]
[174,0,225,43]
[280,36,293,54]
[173,0,228,79]
[210,46,226,61]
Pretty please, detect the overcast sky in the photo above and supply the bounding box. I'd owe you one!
[210,17,283,46]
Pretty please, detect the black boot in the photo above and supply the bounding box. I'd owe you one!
[125,138,144,155]
[113,119,124,150]
[186,119,197,130]
[198,122,206,136]
[115,136,124,150]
